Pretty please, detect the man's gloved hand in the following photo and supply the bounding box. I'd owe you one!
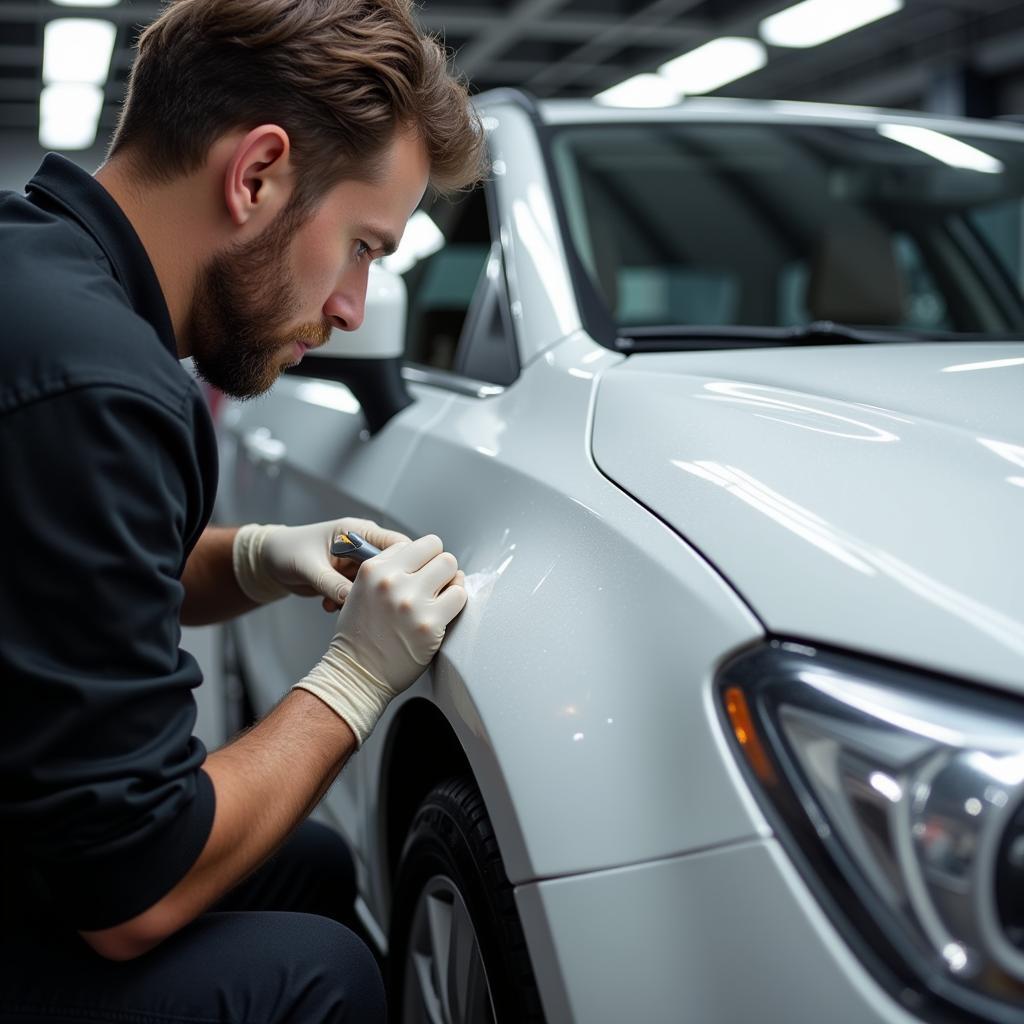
[232,518,410,607]
[293,534,468,744]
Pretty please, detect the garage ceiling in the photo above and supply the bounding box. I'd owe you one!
[2,0,1024,136]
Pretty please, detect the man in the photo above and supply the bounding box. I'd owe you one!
[0,0,485,1019]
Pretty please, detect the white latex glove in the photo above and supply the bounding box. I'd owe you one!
[293,534,468,744]
[232,518,410,607]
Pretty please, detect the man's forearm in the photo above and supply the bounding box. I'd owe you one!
[81,688,357,960]
[180,525,258,625]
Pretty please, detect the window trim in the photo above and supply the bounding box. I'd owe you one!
[401,178,520,395]
[401,365,505,399]
[451,241,521,387]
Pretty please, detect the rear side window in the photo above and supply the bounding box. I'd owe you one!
[400,190,491,371]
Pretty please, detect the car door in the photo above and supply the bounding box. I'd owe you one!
[221,183,502,865]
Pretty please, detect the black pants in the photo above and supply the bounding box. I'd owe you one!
[0,821,385,1023]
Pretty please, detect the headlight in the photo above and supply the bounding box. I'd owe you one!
[719,641,1024,1023]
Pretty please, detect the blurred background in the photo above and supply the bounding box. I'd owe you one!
[4,0,1024,747]
[5,0,1024,192]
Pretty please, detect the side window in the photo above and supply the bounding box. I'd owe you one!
[453,243,520,387]
[401,189,491,372]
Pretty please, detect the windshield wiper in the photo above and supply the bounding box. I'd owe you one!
[615,321,1009,352]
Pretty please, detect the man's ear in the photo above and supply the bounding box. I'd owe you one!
[223,125,293,229]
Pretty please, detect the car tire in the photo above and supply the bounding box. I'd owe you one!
[389,776,546,1024]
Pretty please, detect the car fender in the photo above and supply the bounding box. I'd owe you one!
[360,334,768,903]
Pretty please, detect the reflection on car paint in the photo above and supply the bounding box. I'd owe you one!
[696,380,904,443]
[671,459,1024,658]
[512,195,576,337]
[978,437,1024,470]
[295,380,361,414]
[942,356,1024,373]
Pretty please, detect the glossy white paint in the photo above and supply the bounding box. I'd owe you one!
[592,343,1024,690]
[221,333,766,912]
[534,95,1024,144]
[515,838,922,1024]
[376,334,765,879]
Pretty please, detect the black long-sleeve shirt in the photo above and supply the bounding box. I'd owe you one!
[0,155,217,931]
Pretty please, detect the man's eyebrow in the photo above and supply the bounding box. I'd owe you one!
[358,225,398,257]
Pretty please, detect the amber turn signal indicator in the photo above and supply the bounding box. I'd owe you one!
[724,686,776,785]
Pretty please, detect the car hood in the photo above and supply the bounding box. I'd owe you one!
[591,343,1024,690]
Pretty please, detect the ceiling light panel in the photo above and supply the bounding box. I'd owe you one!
[595,74,680,109]
[39,82,104,149]
[760,0,903,49]
[658,37,767,95]
[43,18,117,85]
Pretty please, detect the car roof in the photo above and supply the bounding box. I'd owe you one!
[475,90,1024,142]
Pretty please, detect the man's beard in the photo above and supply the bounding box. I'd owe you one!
[186,205,332,400]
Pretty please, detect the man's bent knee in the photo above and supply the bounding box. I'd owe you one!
[277,913,385,1023]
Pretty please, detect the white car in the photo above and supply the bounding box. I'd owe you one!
[216,92,1024,1023]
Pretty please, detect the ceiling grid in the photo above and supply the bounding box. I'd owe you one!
[0,0,1022,136]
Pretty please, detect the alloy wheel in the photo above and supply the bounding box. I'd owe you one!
[402,873,497,1024]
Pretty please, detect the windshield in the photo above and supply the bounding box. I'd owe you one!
[550,121,1024,339]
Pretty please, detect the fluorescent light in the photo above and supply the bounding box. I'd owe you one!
[43,18,117,85]
[595,73,680,108]
[382,211,445,275]
[658,38,766,95]
[878,124,1004,174]
[50,0,121,6]
[39,82,104,149]
[760,0,902,49]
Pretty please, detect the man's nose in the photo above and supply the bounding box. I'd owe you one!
[324,274,367,332]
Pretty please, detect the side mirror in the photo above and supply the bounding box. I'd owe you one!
[291,264,414,434]
[319,263,407,359]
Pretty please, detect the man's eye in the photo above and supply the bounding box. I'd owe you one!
[355,240,375,263]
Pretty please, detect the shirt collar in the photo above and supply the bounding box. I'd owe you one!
[25,154,178,358]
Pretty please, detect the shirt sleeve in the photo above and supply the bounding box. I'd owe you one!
[0,382,216,931]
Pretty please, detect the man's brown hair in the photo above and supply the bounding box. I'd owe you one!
[109,0,485,209]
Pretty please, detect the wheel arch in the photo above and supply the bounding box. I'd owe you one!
[378,698,474,897]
